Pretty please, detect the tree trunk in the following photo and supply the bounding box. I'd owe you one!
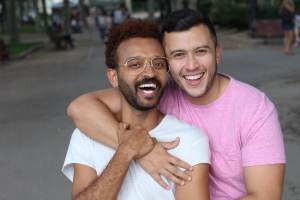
[79,0,88,29]
[32,0,40,30]
[63,0,70,33]
[18,0,24,23]
[0,0,6,34]
[41,0,48,28]
[8,0,19,43]
[147,0,154,19]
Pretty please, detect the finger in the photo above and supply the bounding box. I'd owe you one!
[166,165,191,182]
[169,156,193,171]
[152,173,170,190]
[120,122,129,130]
[160,137,180,150]
[160,168,185,186]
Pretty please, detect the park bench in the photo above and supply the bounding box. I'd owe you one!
[47,28,63,49]
[254,19,283,44]
[47,26,74,49]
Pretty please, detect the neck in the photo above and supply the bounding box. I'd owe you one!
[187,73,229,105]
[119,98,163,131]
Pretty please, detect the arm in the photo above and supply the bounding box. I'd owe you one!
[72,149,132,200]
[237,164,285,200]
[67,89,193,187]
[176,164,210,200]
[72,124,156,200]
[67,89,121,148]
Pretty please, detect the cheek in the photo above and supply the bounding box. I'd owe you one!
[169,62,182,75]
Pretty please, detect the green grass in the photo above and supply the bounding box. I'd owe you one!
[8,41,42,56]
[19,24,41,33]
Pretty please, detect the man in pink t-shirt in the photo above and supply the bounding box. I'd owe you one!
[67,9,285,199]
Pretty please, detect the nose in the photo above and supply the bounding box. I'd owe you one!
[141,60,155,76]
[185,53,199,71]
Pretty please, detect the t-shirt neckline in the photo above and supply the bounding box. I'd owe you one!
[182,74,234,109]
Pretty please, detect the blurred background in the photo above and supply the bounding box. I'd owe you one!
[0,0,300,199]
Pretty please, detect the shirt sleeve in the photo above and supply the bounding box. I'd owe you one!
[184,135,211,167]
[61,129,96,182]
[169,128,211,169]
[241,95,285,166]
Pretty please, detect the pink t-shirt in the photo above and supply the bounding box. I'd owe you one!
[159,76,285,200]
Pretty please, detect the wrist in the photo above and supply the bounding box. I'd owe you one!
[135,137,158,160]
[117,144,137,161]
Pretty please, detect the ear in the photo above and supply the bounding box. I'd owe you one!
[106,68,118,88]
[215,46,222,65]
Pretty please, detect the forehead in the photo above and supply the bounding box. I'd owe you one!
[163,25,214,53]
[117,38,165,62]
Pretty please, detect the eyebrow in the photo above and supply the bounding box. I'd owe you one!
[169,45,211,56]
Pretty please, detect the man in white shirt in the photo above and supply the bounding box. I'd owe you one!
[62,19,210,200]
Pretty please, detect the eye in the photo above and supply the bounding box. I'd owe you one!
[152,58,168,69]
[171,52,186,60]
[194,49,208,56]
[127,59,143,69]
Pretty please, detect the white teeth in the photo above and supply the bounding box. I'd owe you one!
[138,83,157,89]
[142,90,154,94]
[184,73,204,80]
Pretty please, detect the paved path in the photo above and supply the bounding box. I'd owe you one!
[0,29,299,200]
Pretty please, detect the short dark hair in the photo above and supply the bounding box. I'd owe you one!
[105,19,161,69]
[160,9,218,47]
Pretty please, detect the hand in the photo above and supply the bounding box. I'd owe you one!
[117,123,155,159]
[138,138,193,189]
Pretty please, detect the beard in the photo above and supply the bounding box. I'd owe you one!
[117,76,164,111]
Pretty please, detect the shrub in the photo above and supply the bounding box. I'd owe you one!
[210,1,249,29]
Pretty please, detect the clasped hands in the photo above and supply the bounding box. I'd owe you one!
[117,123,193,189]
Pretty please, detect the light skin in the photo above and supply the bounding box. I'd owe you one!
[72,37,210,200]
[68,25,285,199]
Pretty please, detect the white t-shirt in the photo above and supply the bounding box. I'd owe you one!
[62,115,210,200]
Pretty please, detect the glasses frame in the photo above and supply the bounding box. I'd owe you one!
[122,56,169,73]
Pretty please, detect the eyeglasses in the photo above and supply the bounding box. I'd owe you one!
[122,56,169,73]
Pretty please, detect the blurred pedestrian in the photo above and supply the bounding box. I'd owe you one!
[294,14,300,47]
[112,3,130,26]
[95,9,111,41]
[279,0,295,55]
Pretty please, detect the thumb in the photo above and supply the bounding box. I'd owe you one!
[160,137,180,150]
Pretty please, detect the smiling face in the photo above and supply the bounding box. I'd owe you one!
[164,25,221,102]
[107,37,168,111]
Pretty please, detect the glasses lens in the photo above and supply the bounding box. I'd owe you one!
[126,58,144,70]
[152,58,168,70]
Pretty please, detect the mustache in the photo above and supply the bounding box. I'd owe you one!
[135,77,162,89]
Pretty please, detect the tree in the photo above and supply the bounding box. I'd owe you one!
[78,0,88,29]
[7,0,19,43]
[41,0,48,28]
[159,0,171,20]
[147,0,154,19]
[63,0,70,32]
[32,0,41,30]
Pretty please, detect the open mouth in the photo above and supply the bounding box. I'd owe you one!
[137,83,157,94]
[183,72,205,81]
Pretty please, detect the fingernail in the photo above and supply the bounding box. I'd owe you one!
[165,185,171,190]
[188,177,191,181]
[181,181,185,186]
